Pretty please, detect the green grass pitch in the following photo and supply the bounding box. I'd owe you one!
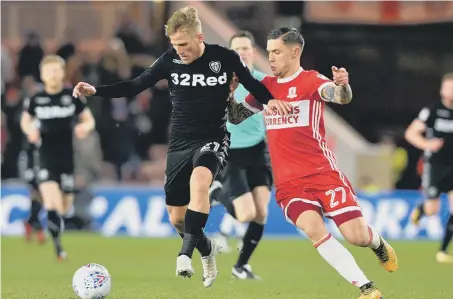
[2,234,452,299]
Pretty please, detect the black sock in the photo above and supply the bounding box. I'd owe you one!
[178,232,211,256]
[47,210,63,253]
[236,222,264,267]
[417,203,425,218]
[440,214,453,252]
[179,209,211,258]
[27,200,42,230]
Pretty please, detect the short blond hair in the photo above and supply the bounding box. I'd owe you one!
[165,6,202,37]
[40,55,66,69]
[443,72,453,82]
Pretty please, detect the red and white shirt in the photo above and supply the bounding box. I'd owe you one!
[243,67,340,188]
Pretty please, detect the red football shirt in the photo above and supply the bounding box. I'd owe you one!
[243,67,339,187]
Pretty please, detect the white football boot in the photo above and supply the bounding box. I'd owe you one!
[201,238,223,287]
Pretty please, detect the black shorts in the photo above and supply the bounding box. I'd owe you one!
[217,141,273,201]
[165,140,229,206]
[23,146,39,190]
[36,145,75,194]
[422,162,453,199]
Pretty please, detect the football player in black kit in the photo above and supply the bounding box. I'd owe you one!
[21,55,95,261]
[73,6,289,287]
[405,73,453,264]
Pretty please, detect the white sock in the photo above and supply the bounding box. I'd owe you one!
[367,225,381,249]
[315,233,370,288]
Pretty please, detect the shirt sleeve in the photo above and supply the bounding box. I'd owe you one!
[25,97,36,116]
[242,77,269,113]
[227,49,274,105]
[310,71,335,102]
[95,54,167,98]
[417,106,434,127]
[74,96,87,115]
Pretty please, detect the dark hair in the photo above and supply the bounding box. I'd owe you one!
[267,27,305,48]
[229,30,255,48]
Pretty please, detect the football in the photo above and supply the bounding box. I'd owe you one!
[72,263,111,299]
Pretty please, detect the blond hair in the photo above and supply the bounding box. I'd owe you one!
[40,55,66,69]
[165,6,202,36]
[443,72,453,82]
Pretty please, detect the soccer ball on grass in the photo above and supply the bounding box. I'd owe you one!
[72,263,111,299]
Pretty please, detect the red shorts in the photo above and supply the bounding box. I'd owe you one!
[276,171,363,226]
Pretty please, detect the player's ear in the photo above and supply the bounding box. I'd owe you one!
[197,33,204,44]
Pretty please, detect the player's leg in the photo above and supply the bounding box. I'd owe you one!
[282,197,381,298]
[38,173,66,260]
[23,148,45,242]
[233,165,271,280]
[437,173,453,263]
[317,178,398,274]
[178,143,225,287]
[411,161,441,224]
[211,164,255,252]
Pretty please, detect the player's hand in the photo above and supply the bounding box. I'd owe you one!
[74,124,91,139]
[266,100,292,115]
[332,66,349,86]
[230,72,239,93]
[73,82,96,98]
[425,138,443,152]
[27,128,40,144]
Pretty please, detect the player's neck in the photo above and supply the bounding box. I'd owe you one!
[441,98,453,109]
[44,85,63,95]
[278,66,302,81]
[197,42,206,60]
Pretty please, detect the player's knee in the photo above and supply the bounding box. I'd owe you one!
[236,205,256,223]
[254,206,268,224]
[168,213,185,231]
[190,167,213,195]
[295,211,327,242]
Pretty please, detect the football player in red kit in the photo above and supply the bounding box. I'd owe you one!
[227,27,398,299]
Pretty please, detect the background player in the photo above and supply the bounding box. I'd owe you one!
[209,31,272,280]
[21,55,95,261]
[405,73,453,264]
[227,27,398,299]
[72,7,286,287]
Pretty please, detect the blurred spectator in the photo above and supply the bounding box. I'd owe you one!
[1,45,15,96]
[17,32,44,81]
[115,12,147,55]
[56,27,77,61]
[1,76,41,179]
[138,144,167,186]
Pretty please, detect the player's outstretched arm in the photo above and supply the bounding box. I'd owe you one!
[319,66,352,104]
[73,56,166,99]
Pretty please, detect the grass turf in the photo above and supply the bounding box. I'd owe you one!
[1,233,452,299]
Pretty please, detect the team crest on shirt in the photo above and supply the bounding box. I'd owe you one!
[209,61,221,73]
[61,95,72,106]
[287,87,297,99]
[437,109,450,117]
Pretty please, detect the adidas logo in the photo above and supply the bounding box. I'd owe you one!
[172,59,183,64]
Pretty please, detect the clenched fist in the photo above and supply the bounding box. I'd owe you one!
[332,66,349,86]
[73,82,96,98]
